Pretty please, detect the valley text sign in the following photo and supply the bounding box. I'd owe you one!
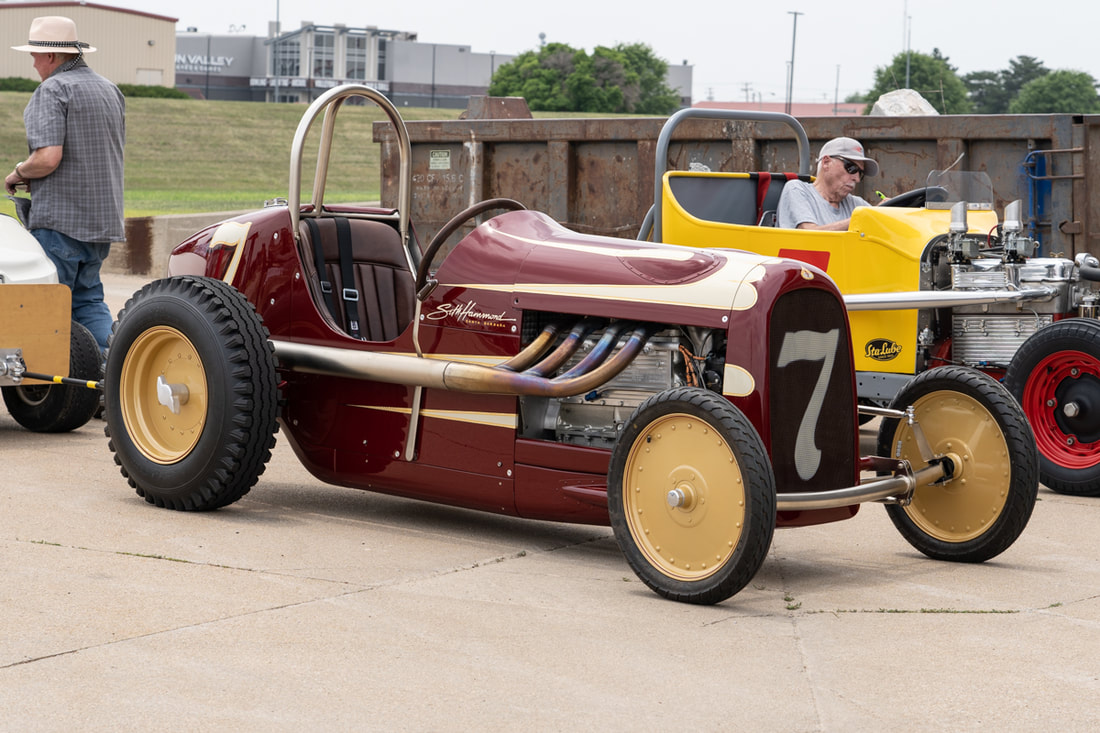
[176,55,236,74]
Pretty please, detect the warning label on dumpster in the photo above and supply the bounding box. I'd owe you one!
[429,150,451,170]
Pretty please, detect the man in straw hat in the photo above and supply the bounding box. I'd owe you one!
[5,16,125,355]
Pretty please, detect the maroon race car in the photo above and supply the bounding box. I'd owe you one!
[103,85,1038,604]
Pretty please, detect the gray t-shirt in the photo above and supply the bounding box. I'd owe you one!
[777,180,868,229]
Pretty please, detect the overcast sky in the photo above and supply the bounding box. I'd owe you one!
[117,0,1100,105]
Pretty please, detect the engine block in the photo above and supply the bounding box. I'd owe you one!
[951,313,1053,367]
[523,334,684,449]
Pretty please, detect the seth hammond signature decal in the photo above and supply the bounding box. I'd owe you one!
[426,301,518,329]
[865,338,902,361]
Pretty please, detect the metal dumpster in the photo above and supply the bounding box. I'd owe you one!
[376,109,1100,259]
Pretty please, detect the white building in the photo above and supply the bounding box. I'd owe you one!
[0,3,693,108]
[178,20,693,108]
[0,1,176,87]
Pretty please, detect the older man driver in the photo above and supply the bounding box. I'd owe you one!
[777,137,879,231]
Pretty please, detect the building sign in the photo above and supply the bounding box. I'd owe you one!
[176,55,235,74]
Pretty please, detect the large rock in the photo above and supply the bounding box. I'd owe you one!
[870,89,940,116]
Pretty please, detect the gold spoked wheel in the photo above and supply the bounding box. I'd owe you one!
[622,412,746,582]
[878,366,1037,563]
[608,388,776,605]
[120,326,208,464]
[891,391,1010,543]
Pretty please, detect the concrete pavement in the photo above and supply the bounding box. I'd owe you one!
[1,273,1098,731]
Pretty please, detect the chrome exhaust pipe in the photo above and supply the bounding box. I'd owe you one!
[271,322,653,398]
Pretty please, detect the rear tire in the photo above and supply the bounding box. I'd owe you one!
[877,366,1038,562]
[1004,319,1100,496]
[105,276,279,510]
[608,387,776,605]
[2,320,101,433]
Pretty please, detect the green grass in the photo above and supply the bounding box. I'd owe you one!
[2,92,635,221]
[0,92,465,219]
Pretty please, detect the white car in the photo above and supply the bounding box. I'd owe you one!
[1,213,100,432]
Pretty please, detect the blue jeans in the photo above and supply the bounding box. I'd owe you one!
[32,229,113,353]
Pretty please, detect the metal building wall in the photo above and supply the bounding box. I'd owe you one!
[0,2,176,86]
[386,40,513,109]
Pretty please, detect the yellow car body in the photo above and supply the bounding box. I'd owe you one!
[659,169,1000,376]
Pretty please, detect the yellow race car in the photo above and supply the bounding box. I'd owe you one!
[648,108,1100,497]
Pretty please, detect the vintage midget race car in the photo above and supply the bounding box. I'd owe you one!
[649,108,1100,497]
[104,85,1039,605]
[0,214,100,432]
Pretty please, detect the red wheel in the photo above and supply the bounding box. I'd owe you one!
[1006,319,1100,496]
[1022,350,1100,468]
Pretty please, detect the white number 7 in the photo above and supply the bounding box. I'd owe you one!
[777,329,840,481]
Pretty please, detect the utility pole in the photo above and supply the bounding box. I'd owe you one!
[272,0,280,103]
[834,65,840,115]
[786,11,803,115]
[905,15,912,88]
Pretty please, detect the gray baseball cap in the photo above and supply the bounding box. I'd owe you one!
[819,137,879,177]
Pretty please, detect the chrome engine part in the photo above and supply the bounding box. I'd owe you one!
[948,257,1074,367]
[519,331,698,449]
[951,313,1053,366]
[923,192,1100,370]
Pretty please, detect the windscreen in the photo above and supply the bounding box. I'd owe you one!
[924,170,995,211]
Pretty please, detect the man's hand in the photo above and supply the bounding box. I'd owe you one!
[4,168,27,195]
[6,147,62,194]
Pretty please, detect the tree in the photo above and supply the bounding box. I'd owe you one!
[963,70,1011,114]
[488,42,679,115]
[1008,70,1100,113]
[964,55,1049,114]
[614,43,680,115]
[488,43,576,111]
[863,49,973,114]
[1003,56,1050,101]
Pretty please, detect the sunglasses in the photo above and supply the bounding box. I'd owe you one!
[834,157,865,180]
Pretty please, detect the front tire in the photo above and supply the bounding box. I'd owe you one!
[105,276,279,510]
[1004,319,1100,496]
[877,366,1038,562]
[608,388,776,605]
[2,320,101,433]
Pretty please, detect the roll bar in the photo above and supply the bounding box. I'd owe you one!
[288,84,415,266]
[651,108,811,242]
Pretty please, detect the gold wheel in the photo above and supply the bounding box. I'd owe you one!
[609,388,775,604]
[622,412,747,582]
[119,326,208,464]
[891,390,1011,543]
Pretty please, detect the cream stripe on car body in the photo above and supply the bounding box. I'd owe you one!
[349,403,518,429]
[208,221,252,284]
[447,259,778,314]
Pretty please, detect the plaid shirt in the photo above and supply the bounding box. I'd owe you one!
[24,60,126,243]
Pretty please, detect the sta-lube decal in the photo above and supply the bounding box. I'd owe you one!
[865,338,902,361]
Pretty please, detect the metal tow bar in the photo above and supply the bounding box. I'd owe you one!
[19,371,103,391]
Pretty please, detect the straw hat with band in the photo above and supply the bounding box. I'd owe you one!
[11,16,97,55]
